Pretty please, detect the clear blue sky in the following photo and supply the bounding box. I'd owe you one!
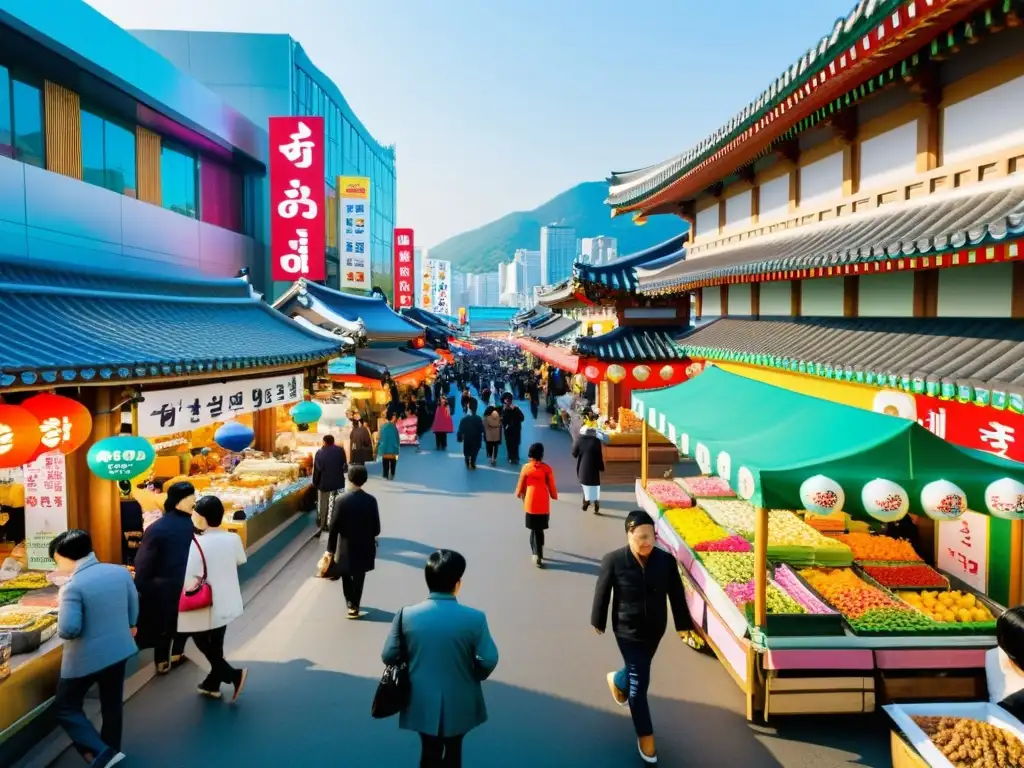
[86,0,855,247]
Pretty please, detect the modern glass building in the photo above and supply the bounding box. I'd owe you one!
[540,224,577,286]
[133,31,398,299]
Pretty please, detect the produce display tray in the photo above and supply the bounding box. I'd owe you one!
[0,606,46,630]
[884,702,1024,768]
[768,565,846,637]
[853,563,949,591]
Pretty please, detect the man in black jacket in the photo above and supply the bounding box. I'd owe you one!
[592,510,691,765]
[312,435,348,535]
[500,393,525,464]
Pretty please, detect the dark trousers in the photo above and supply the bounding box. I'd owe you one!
[506,439,521,463]
[529,529,545,559]
[382,457,396,478]
[530,402,539,419]
[342,571,366,610]
[419,733,464,767]
[55,659,127,760]
[485,441,500,461]
[613,635,662,737]
[434,432,448,450]
[463,448,479,468]
[152,631,186,668]
[191,625,241,689]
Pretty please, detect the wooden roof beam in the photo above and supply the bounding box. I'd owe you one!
[709,181,725,198]
[774,138,800,165]
[907,63,942,107]
[736,165,756,185]
[823,108,858,145]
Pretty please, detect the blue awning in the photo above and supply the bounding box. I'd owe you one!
[274,280,423,343]
[574,232,688,292]
[0,257,344,390]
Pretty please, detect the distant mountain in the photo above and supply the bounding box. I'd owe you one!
[428,181,687,274]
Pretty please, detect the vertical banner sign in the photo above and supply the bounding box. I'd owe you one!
[393,228,415,310]
[431,260,451,316]
[937,510,989,594]
[420,253,433,310]
[338,176,372,290]
[24,452,69,570]
[270,117,325,281]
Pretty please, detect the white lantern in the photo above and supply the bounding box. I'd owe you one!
[695,443,712,475]
[799,475,845,516]
[861,478,910,522]
[716,451,731,481]
[919,479,968,521]
[985,477,1024,520]
[680,433,690,456]
[737,467,755,500]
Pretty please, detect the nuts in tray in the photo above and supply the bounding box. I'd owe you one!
[911,715,1024,767]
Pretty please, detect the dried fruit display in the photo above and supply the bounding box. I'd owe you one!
[645,480,694,508]
[676,476,736,498]
[862,564,948,589]
[0,571,49,590]
[899,590,995,625]
[912,715,1024,767]
[694,535,752,553]
[799,567,935,632]
[701,553,755,585]
[723,580,805,614]
[617,408,644,433]
[773,565,837,615]
[831,532,922,562]
[663,507,727,548]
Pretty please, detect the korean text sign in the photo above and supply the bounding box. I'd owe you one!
[270,117,325,282]
[139,374,304,438]
[338,176,371,290]
[394,228,414,310]
[24,452,69,570]
[937,510,988,594]
[430,259,451,316]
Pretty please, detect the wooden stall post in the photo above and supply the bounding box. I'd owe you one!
[753,506,769,628]
[640,419,649,490]
[1010,519,1024,606]
[87,387,121,564]
[253,407,277,452]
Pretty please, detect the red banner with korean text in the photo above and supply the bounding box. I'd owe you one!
[914,394,1024,463]
[270,116,325,282]
[394,228,414,310]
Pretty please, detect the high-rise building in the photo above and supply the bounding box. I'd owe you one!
[131,30,397,299]
[580,236,618,266]
[540,224,576,285]
[515,249,542,296]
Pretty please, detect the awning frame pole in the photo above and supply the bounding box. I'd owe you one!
[641,418,649,490]
[754,506,768,628]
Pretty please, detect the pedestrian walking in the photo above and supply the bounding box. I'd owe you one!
[572,423,605,513]
[456,398,485,470]
[177,496,249,702]
[514,443,558,567]
[528,379,540,420]
[51,529,137,768]
[381,549,499,767]
[133,481,195,675]
[326,466,381,619]
[500,393,525,464]
[483,405,502,466]
[377,412,401,480]
[432,397,454,451]
[349,417,375,466]
[312,434,348,532]
[460,387,472,414]
[480,386,491,408]
[592,510,692,765]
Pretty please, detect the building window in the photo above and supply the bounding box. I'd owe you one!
[12,78,44,168]
[199,158,245,233]
[81,108,137,196]
[160,143,199,219]
[0,66,11,158]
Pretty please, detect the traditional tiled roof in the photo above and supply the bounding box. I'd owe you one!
[274,280,422,343]
[535,279,574,308]
[355,347,432,378]
[0,258,344,390]
[525,315,581,345]
[575,232,688,292]
[574,325,689,362]
[401,307,457,334]
[681,317,1024,409]
[638,174,1024,294]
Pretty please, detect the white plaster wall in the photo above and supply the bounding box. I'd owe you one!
[943,74,1024,166]
[937,263,1013,318]
[858,272,915,317]
[859,121,919,192]
[758,176,790,223]
[727,283,752,316]
[695,205,720,240]
[800,277,845,316]
[799,152,844,210]
[701,287,722,318]
[724,190,753,232]
[758,281,790,316]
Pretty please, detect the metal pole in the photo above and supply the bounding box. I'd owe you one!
[640,418,649,490]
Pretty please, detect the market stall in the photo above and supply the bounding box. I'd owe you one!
[631,366,1024,722]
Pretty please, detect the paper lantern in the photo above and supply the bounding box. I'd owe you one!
[799,475,845,516]
[20,393,93,454]
[632,365,651,383]
[214,421,255,453]
[659,365,674,381]
[583,365,601,382]
[0,405,42,469]
[290,400,323,425]
[736,467,755,500]
[861,478,910,522]
[985,477,1024,520]
[695,443,712,475]
[572,373,587,391]
[716,451,731,481]
[919,479,968,521]
[606,364,626,384]
[86,436,155,481]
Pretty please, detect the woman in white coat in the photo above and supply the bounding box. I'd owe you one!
[178,496,248,702]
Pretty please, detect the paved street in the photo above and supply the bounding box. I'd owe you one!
[53,399,893,767]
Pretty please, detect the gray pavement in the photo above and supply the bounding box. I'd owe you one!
[53,396,892,767]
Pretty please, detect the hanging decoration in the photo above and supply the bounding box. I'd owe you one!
[583,365,602,382]
[0,405,42,469]
[20,393,93,454]
[985,477,1024,520]
[659,365,674,381]
[214,421,255,453]
[799,475,845,516]
[632,365,651,383]
[919,479,968,521]
[861,478,910,522]
[606,364,626,384]
[290,400,323,425]
[86,435,155,481]
[736,467,755,500]
[571,373,587,392]
[716,451,731,482]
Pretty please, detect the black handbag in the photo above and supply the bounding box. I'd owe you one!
[371,608,410,718]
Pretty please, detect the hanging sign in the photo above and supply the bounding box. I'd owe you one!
[270,116,325,281]
[24,452,68,570]
[139,373,304,438]
[936,510,989,594]
[338,176,372,290]
[394,228,415,310]
[431,260,451,316]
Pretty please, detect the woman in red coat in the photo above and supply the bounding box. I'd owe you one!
[514,443,558,568]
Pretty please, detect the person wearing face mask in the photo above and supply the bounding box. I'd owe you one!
[591,510,691,765]
[133,481,198,675]
[177,496,249,701]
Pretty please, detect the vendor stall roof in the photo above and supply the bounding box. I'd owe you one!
[354,347,432,378]
[513,337,580,374]
[274,279,423,343]
[637,173,1024,293]
[575,231,688,292]
[574,325,689,362]
[632,366,1024,517]
[525,315,580,345]
[401,307,457,334]
[680,317,1024,402]
[0,257,343,390]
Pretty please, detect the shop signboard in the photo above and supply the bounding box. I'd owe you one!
[937,510,989,594]
[338,176,372,290]
[430,260,451,316]
[23,452,68,570]
[419,251,433,310]
[270,117,325,282]
[393,228,415,310]
[327,357,357,376]
[139,373,304,438]
[912,395,1022,464]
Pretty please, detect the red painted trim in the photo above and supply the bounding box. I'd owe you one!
[513,337,580,373]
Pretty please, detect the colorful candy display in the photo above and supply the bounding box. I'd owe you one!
[831,532,922,562]
[861,564,948,589]
[701,553,755,585]
[694,535,752,553]
[724,581,805,614]
[676,476,736,498]
[773,565,836,615]
[645,480,694,508]
[898,590,995,625]
[798,567,935,632]
[663,507,727,548]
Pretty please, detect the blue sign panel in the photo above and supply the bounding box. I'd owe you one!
[328,356,357,375]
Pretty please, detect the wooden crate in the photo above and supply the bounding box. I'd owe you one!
[765,674,875,717]
[878,672,985,703]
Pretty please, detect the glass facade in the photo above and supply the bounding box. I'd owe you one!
[0,66,10,157]
[292,65,396,295]
[160,143,199,219]
[81,108,137,196]
[11,77,44,168]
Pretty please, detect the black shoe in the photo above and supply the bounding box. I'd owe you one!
[594,501,600,514]
[582,499,590,511]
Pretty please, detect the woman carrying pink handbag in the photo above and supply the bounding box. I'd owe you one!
[177,496,248,702]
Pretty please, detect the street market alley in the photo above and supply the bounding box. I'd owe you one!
[51,405,892,767]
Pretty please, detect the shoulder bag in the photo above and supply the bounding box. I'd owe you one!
[179,535,213,612]
[371,608,410,718]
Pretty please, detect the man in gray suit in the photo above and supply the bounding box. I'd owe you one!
[382,549,499,767]
[51,529,139,768]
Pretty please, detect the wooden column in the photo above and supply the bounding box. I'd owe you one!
[253,407,277,452]
[788,168,800,212]
[753,507,768,628]
[751,282,761,320]
[790,280,802,317]
[750,186,760,226]
[913,270,939,318]
[843,275,860,318]
[694,288,703,321]
[842,142,860,197]
[913,66,942,173]
[720,284,729,317]
[86,387,121,564]
[640,419,649,490]
[136,126,162,205]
